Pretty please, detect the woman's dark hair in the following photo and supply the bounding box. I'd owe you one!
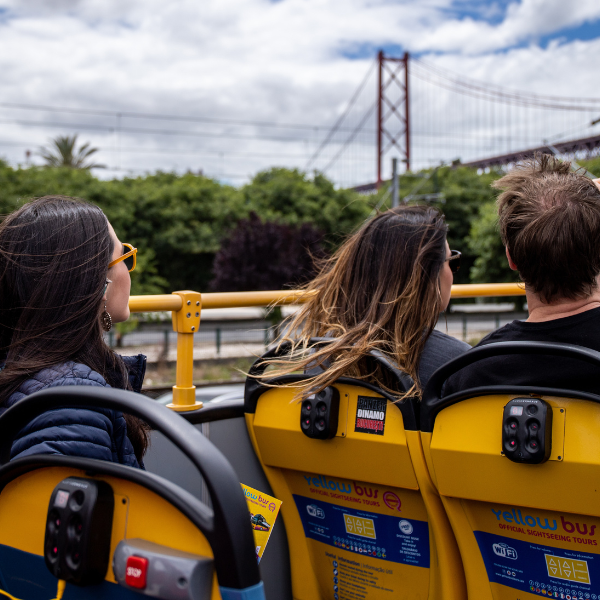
[0,195,148,461]
[259,205,449,399]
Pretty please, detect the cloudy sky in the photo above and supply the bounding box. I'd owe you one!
[0,0,599,186]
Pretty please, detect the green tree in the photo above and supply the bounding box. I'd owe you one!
[95,171,245,291]
[242,168,373,247]
[468,200,516,284]
[0,162,164,295]
[38,135,105,169]
[431,166,501,284]
[466,156,600,290]
[579,156,600,177]
[375,165,502,284]
[0,160,516,296]
[210,212,327,292]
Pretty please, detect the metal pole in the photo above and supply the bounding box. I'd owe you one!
[168,291,202,411]
[391,158,399,207]
[117,112,121,171]
[377,50,384,189]
[216,328,221,355]
[163,329,169,358]
[404,52,410,172]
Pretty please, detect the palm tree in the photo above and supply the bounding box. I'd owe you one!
[38,135,105,169]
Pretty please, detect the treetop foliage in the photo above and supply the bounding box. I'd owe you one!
[373,164,503,284]
[0,163,373,294]
[210,212,326,292]
[3,154,587,296]
[242,168,371,246]
[38,135,105,170]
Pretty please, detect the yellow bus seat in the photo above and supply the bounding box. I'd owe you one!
[421,341,600,600]
[0,387,265,600]
[244,340,467,600]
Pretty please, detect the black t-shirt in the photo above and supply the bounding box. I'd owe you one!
[444,307,600,397]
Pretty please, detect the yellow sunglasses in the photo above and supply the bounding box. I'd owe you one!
[108,243,137,272]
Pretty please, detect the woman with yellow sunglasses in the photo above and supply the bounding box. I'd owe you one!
[0,195,148,468]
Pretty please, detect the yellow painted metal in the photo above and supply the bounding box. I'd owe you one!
[201,289,313,309]
[252,383,418,489]
[447,495,600,600]
[171,290,202,334]
[247,384,468,599]
[245,412,322,600]
[168,291,203,412]
[169,332,202,411]
[128,283,525,314]
[0,466,221,599]
[427,395,594,514]
[405,430,467,600]
[129,294,183,313]
[549,407,566,461]
[421,431,490,600]
[440,495,494,600]
[449,283,524,298]
[423,394,600,600]
[126,283,525,413]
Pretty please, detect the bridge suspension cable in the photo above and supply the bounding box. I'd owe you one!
[411,57,600,111]
[305,58,377,170]
[321,101,378,174]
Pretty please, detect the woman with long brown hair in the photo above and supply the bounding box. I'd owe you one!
[264,205,470,398]
[0,196,148,467]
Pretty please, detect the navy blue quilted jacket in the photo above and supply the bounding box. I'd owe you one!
[0,355,146,469]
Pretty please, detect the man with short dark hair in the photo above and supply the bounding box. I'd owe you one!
[444,154,600,396]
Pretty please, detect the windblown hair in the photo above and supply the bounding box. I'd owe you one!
[0,196,149,462]
[260,205,449,399]
[495,154,600,304]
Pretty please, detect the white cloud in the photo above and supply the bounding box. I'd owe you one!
[0,0,598,185]
[409,0,600,53]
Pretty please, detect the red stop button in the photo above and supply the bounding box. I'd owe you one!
[125,556,148,589]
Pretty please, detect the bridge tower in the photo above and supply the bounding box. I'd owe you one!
[377,51,410,188]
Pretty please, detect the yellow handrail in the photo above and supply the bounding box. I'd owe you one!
[129,283,524,313]
[449,283,524,298]
[201,290,313,309]
[129,294,183,312]
[129,283,525,411]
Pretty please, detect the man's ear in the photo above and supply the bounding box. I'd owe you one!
[505,247,518,271]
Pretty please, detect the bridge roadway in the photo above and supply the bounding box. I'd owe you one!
[352,133,600,193]
[462,133,600,169]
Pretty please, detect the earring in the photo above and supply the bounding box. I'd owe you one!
[101,303,112,332]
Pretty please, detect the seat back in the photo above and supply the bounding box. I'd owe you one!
[244,341,466,600]
[0,387,263,600]
[421,341,600,600]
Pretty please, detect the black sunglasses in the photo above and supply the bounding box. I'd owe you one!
[446,250,461,273]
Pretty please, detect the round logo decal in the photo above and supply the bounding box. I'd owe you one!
[398,520,413,535]
[382,491,402,511]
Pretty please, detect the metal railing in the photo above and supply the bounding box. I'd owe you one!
[129,283,525,411]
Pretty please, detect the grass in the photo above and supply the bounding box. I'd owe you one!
[144,357,254,387]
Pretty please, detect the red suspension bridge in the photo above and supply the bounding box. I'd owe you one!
[2,52,600,187]
[307,52,600,190]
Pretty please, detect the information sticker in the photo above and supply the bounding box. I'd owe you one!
[355,396,387,436]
